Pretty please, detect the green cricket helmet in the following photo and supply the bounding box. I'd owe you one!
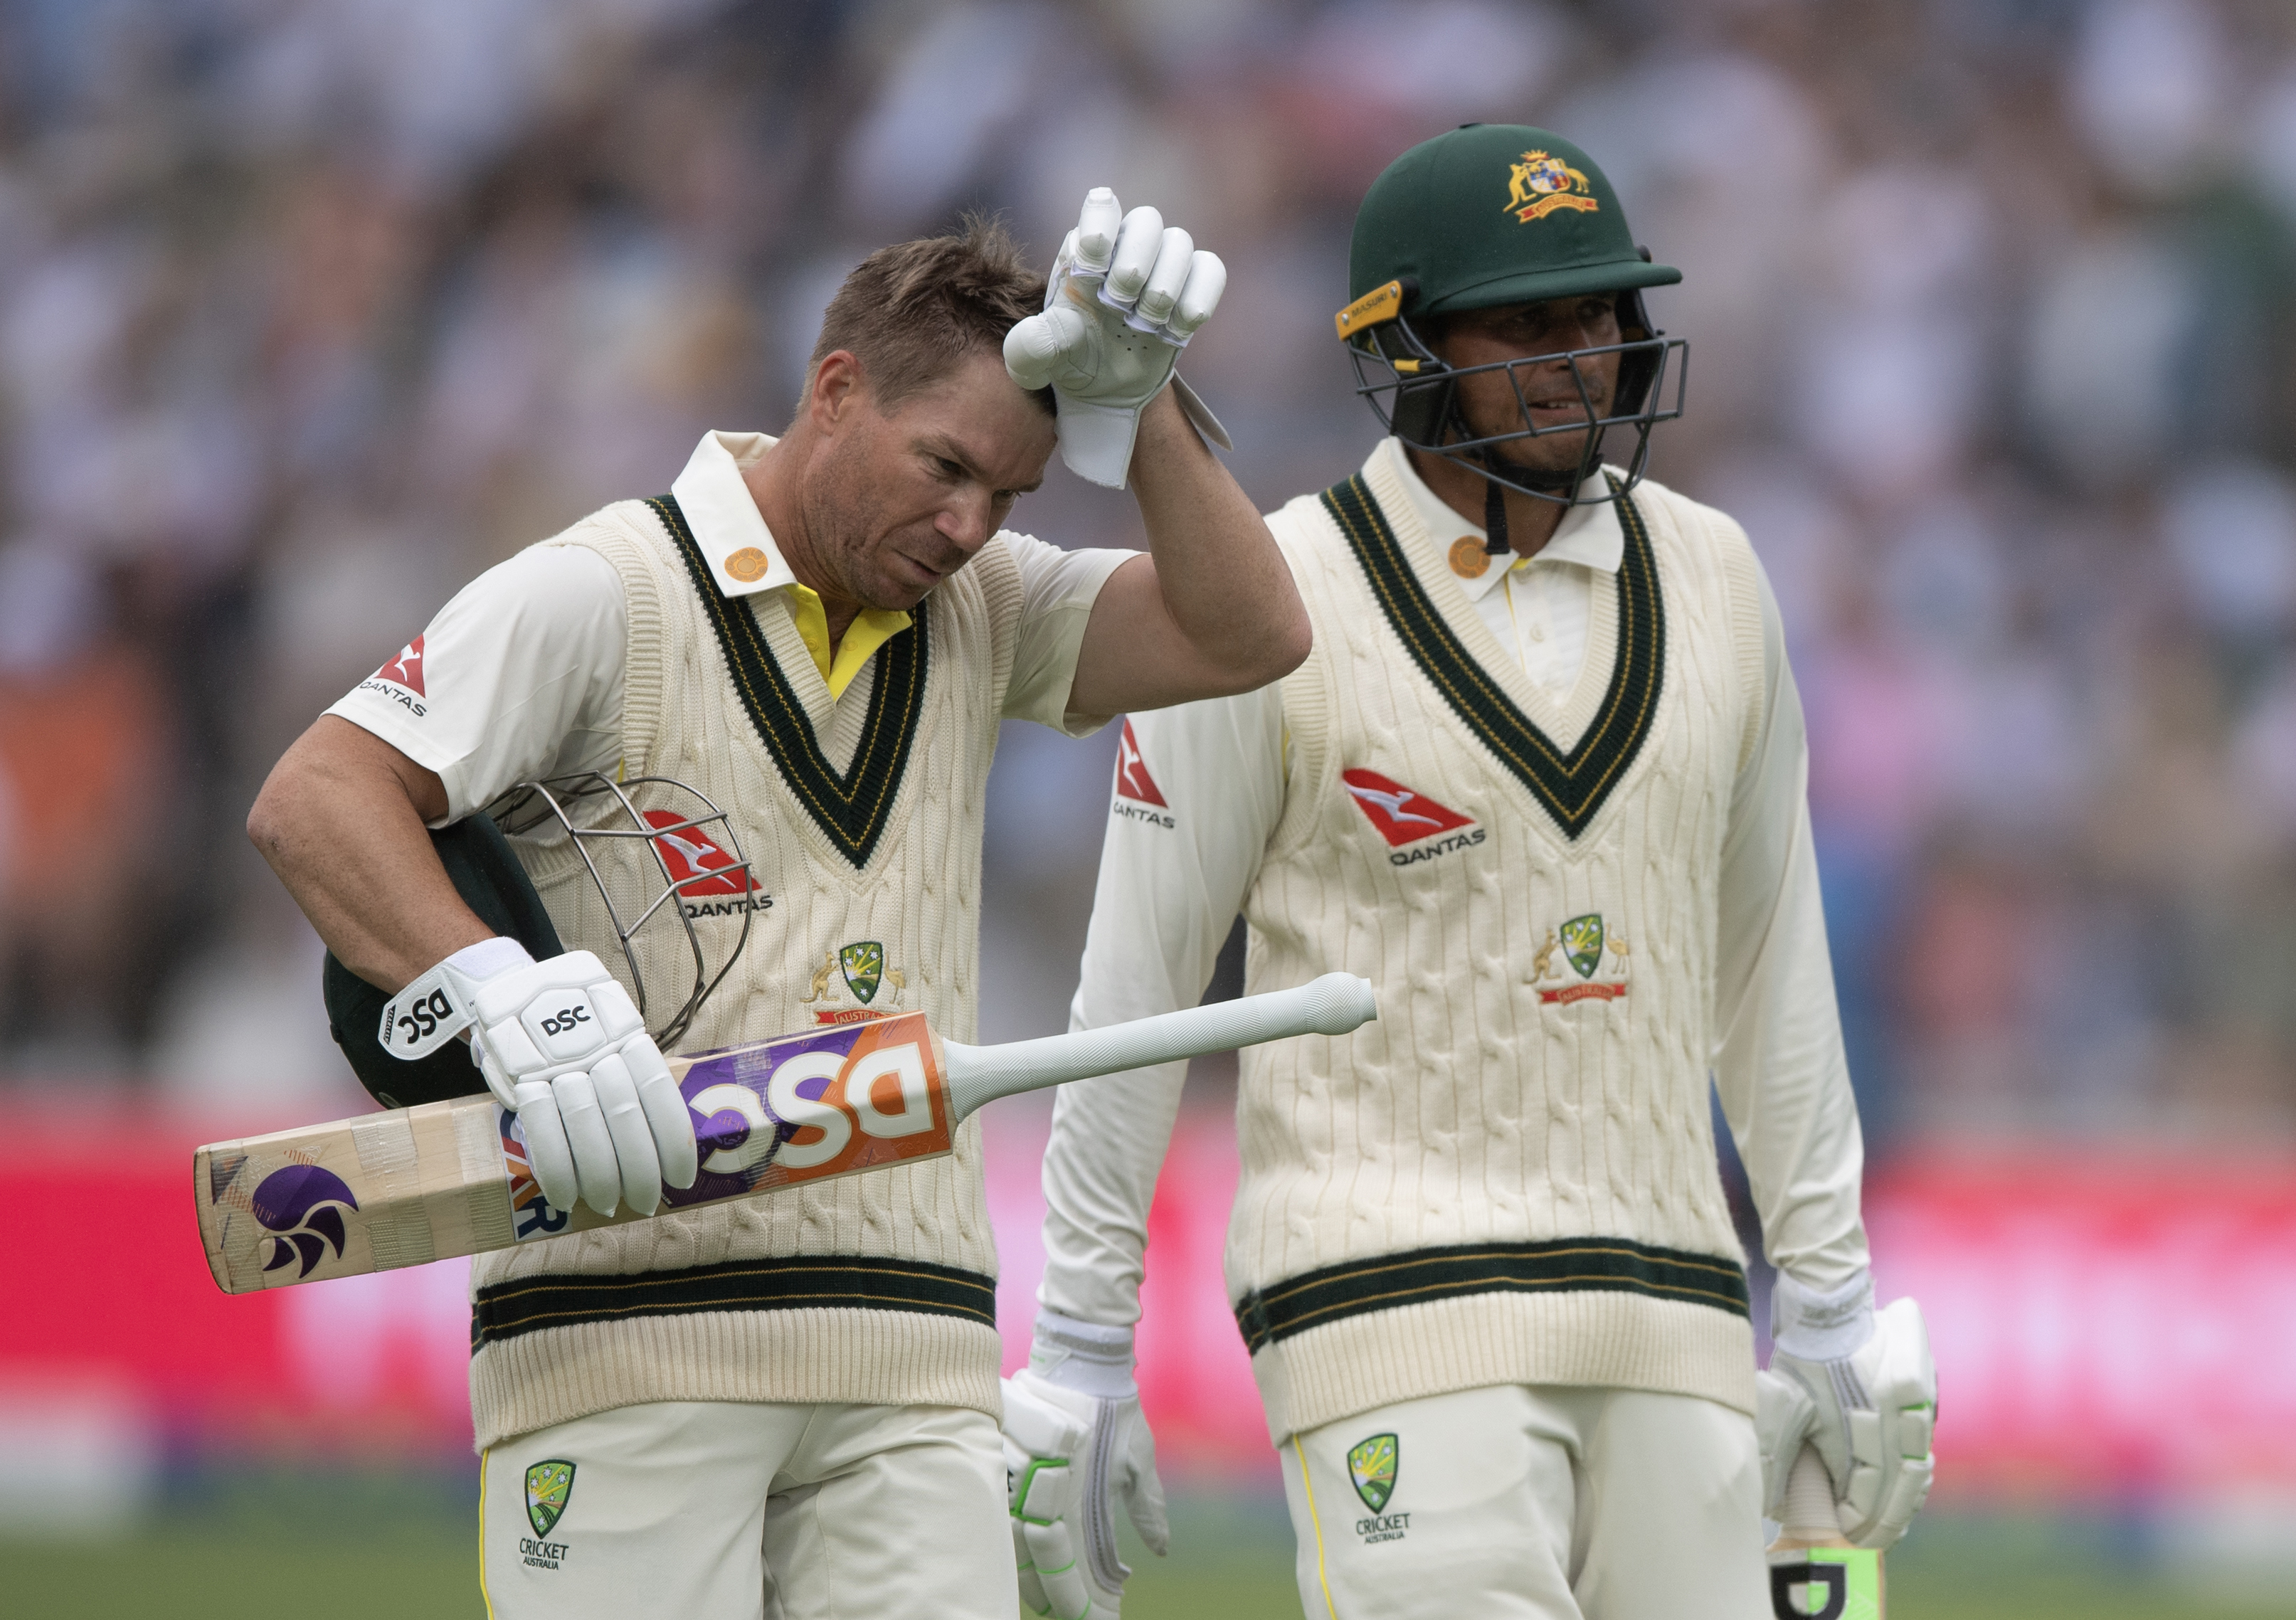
[322,773,758,1110]
[1337,124,1688,524]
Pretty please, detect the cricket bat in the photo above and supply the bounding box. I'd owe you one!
[1768,1445,1883,1619]
[195,971,1376,1295]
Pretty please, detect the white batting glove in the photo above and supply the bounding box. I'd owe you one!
[383,938,698,1219]
[1762,1274,1937,1550]
[1002,1312,1169,1619]
[1004,189,1228,489]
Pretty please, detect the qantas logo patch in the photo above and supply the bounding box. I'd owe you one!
[642,810,771,917]
[375,637,425,697]
[1343,768,1483,866]
[1111,718,1175,829]
[358,635,429,716]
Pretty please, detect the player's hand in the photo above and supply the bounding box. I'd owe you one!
[1004,188,1227,489]
[1002,1315,1168,1618]
[1765,1276,1937,1550]
[430,941,699,1218]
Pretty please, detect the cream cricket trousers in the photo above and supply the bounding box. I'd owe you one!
[1280,1383,1769,1620]
[480,1399,1015,1620]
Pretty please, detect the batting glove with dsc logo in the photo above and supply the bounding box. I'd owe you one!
[1002,1312,1169,1619]
[1003,188,1229,489]
[1759,1273,1937,1550]
[380,937,698,1218]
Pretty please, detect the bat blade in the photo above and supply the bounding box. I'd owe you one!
[194,975,1377,1295]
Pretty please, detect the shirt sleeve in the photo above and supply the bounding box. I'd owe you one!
[1710,558,1871,1295]
[1037,682,1288,1327]
[325,544,628,825]
[999,533,1138,736]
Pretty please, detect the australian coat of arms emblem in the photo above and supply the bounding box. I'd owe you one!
[1503,149,1600,224]
[1530,913,1631,1004]
[800,940,909,1025]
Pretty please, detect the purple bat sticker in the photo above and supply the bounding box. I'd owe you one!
[250,1164,359,1278]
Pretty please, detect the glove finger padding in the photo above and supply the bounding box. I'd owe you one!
[1022,1518,1091,1620]
[1128,228,1195,329]
[512,1079,580,1213]
[1166,253,1226,341]
[1101,206,1165,308]
[551,1069,625,1217]
[588,1050,664,1216]
[1754,1367,1818,1521]
[630,1036,699,1190]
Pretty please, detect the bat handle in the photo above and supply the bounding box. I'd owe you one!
[1774,1444,1846,1550]
[939,972,1377,1119]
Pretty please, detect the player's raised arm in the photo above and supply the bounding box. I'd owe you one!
[1005,191,1312,716]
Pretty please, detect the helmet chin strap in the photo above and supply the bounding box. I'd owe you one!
[1474,445,1582,556]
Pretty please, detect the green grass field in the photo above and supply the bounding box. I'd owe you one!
[3,1475,2290,1619]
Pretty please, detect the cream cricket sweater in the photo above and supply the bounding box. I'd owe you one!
[1039,442,1869,1442]
[462,493,1029,1449]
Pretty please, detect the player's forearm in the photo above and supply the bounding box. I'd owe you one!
[1082,388,1309,710]
[1038,1055,1191,1325]
[1713,783,1871,1288]
[248,716,493,992]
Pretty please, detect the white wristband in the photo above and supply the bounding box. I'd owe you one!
[1030,1308,1136,1399]
[1772,1270,1877,1362]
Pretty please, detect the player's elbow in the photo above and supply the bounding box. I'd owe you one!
[1213,595,1312,694]
[245,761,302,870]
[1263,594,1314,682]
[1230,596,1322,693]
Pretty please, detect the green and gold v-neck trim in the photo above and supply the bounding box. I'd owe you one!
[648,494,926,869]
[1322,472,1665,840]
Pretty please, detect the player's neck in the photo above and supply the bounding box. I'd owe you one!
[1404,444,1568,558]
[739,432,865,649]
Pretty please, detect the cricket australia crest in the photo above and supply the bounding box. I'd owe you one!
[1348,1433,1398,1513]
[1503,149,1599,223]
[524,1459,575,1537]
[800,940,908,1025]
[1530,913,1631,1005]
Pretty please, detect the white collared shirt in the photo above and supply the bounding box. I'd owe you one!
[1381,445,1622,699]
[329,430,1131,822]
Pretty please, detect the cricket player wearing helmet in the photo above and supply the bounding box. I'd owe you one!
[1008,126,1935,1618]
[249,201,1308,1620]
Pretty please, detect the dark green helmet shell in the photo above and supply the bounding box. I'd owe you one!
[1350,124,1680,317]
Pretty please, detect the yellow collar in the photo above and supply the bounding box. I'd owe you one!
[782,587,912,700]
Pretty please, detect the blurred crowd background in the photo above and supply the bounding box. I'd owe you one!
[4,0,2296,1144]
[4,1,2296,1613]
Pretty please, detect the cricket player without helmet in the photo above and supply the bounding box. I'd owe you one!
[248,198,1307,1620]
[1010,125,1934,1620]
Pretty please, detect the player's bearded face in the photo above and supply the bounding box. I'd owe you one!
[1432,295,1623,475]
[808,351,1057,610]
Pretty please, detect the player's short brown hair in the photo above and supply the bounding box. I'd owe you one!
[807,216,1053,415]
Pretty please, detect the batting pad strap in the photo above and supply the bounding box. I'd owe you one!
[376,937,534,1062]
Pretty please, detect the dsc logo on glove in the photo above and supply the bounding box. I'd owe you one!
[539,1004,592,1039]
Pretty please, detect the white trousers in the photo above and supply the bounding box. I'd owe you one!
[480,1399,1015,1620]
[1280,1384,1769,1620]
